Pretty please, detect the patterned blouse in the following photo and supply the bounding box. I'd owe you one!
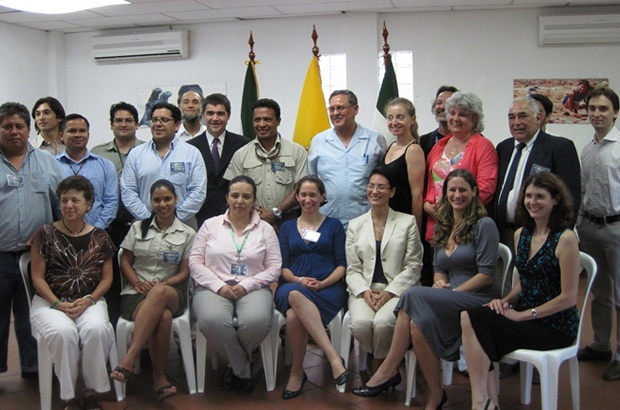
[515,227,578,338]
[30,225,115,302]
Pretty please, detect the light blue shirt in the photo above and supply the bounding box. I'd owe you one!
[121,137,207,222]
[57,149,118,229]
[0,144,64,252]
[308,124,386,228]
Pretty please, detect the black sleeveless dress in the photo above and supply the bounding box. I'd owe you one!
[381,142,415,214]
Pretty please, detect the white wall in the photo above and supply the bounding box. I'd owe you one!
[6,7,620,154]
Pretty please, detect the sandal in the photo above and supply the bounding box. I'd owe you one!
[155,384,177,402]
[110,366,132,383]
[83,393,103,410]
[63,398,81,410]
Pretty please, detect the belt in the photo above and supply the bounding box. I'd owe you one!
[583,213,620,225]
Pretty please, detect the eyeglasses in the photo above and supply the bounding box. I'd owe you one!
[113,118,136,124]
[328,105,353,114]
[151,117,174,125]
[366,184,390,192]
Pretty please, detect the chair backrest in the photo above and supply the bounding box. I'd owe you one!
[575,252,597,345]
[497,242,513,298]
[18,252,33,308]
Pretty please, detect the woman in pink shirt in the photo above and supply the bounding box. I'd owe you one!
[190,175,281,394]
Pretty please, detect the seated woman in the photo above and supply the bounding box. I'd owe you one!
[274,175,348,399]
[461,172,580,410]
[110,179,196,402]
[190,175,281,394]
[353,169,499,410]
[29,175,115,410]
[346,166,423,373]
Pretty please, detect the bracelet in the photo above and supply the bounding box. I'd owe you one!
[297,276,303,284]
[50,300,61,310]
[85,295,97,305]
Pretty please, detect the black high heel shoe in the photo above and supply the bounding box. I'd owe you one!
[282,372,308,400]
[436,389,448,410]
[351,372,402,397]
[482,398,498,410]
[334,357,349,386]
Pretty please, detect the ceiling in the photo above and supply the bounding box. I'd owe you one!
[0,0,618,33]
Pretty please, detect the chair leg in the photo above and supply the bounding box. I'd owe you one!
[38,337,53,410]
[441,359,453,385]
[196,327,207,393]
[173,317,196,394]
[519,361,533,405]
[107,339,124,401]
[540,361,559,410]
[405,350,417,406]
[568,357,580,410]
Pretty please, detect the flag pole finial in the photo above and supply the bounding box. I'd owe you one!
[311,25,319,58]
[381,21,390,64]
[248,31,255,63]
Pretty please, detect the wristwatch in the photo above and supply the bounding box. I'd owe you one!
[272,207,283,219]
[531,308,537,318]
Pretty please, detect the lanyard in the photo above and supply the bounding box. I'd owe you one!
[69,161,86,175]
[228,223,251,262]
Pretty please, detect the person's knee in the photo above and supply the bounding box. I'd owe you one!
[460,311,472,329]
[45,322,78,346]
[161,308,172,326]
[287,290,306,307]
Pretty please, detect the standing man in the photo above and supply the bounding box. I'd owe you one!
[0,102,65,379]
[308,90,386,228]
[177,90,206,141]
[188,93,249,227]
[92,102,145,325]
[31,96,66,155]
[56,114,118,229]
[495,97,580,250]
[224,98,307,227]
[121,102,207,227]
[577,87,620,381]
[419,85,458,158]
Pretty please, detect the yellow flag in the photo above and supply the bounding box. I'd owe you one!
[293,56,330,149]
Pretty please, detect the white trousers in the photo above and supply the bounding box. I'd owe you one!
[348,294,399,359]
[30,295,114,400]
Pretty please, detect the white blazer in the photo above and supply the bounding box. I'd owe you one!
[345,208,423,297]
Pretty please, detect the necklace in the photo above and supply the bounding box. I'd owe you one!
[62,220,86,237]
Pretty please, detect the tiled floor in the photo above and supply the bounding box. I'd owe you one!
[1,274,619,409]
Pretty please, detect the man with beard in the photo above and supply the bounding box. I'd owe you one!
[177,90,206,141]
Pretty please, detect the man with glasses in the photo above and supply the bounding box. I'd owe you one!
[308,90,386,228]
[92,102,145,325]
[121,102,206,229]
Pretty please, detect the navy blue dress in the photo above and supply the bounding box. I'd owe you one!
[274,216,347,325]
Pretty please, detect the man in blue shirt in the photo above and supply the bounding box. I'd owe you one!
[0,102,65,379]
[121,102,207,227]
[57,114,118,229]
[308,90,386,228]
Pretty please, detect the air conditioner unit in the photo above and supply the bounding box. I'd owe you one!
[539,13,620,46]
[92,30,189,62]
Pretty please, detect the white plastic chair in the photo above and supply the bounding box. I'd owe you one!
[18,253,123,410]
[114,249,197,398]
[340,310,368,372]
[404,243,512,406]
[500,251,597,410]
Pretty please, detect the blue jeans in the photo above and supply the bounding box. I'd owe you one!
[0,251,38,373]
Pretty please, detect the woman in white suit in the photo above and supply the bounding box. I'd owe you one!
[346,166,423,373]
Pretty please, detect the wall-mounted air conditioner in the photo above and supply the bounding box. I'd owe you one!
[539,13,620,46]
[92,29,189,62]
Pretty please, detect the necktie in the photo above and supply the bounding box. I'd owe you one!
[212,137,221,170]
[498,142,526,213]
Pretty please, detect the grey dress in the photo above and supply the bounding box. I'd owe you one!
[396,216,500,361]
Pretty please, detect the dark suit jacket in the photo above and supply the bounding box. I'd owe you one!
[187,130,250,227]
[494,130,581,229]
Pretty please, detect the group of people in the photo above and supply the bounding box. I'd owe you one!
[0,82,619,410]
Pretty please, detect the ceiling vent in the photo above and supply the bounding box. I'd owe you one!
[92,30,189,62]
[539,13,620,46]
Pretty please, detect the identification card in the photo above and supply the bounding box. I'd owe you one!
[530,163,551,175]
[231,263,249,276]
[271,161,285,172]
[162,251,181,264]
[170,162,186,173]
[302,229,321,243]
[7,175,24,187]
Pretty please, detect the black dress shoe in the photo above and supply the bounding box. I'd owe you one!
[334,357,349,386]
[235,376,252,394]
[20,370,38,380]
[577,346,612,361]
[352,372,402,397]
[282,373,308,400]
[221,367,236,391]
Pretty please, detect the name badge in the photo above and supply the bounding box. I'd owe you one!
[7,175,24,187]
[162,251,181,264]
[170,162,186,173]
[231,263,249,276]
[271,161,285,172]
[302,229,321,243]
[530,164,551,175]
